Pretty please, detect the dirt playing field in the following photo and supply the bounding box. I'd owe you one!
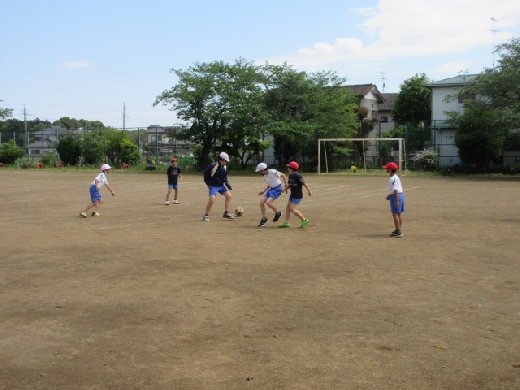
[1,168,519,390]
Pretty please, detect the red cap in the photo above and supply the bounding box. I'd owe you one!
[171,157,177,161]
[286,161,299,170]
[382,162,399,170]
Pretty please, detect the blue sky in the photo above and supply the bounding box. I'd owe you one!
[2,0,519,128]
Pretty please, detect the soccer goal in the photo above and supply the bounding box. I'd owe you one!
[317,138,405,174]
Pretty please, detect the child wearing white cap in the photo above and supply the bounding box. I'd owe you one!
[79,164,116,217]
[202,152,234,221]
[255,162,287,227]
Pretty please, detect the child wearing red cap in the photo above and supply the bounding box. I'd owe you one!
[383,162,404,237]
[278,161,312,228]
[165,157,182,205]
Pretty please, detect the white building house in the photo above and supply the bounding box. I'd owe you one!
[425,74,478,166]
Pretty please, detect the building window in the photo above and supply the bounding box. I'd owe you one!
[380,116,388,123]
[458,92,474,103]
[372,110,378,118]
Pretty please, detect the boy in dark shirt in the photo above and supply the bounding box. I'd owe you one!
[278,161,312,228]
[165,158,182,205]
[202,152,234,221]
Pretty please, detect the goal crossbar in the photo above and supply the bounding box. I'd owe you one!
[318,138,404,174]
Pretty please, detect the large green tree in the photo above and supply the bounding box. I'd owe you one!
[81,129,105,164]
[457,37,520,129]
[154,59,267,169]
[392,73,432,126]
[0,102,13,119]
[53,117,82,131]
[450,101,508,169]
[56,134,82,165]
[261,64,358,167]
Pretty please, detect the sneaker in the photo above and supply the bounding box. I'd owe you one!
[390,230,403,238]
[165,200,170,205]
[173,200,180,204]
[273,211,282,222]
[92,212,100,217]
[299,219,309,228]
[223,212,235,220]
[258,217,268,227]
[278,221,290,228]
[203,215,210,222]
[79,212,87,218]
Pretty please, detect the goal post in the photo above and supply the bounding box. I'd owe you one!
[318,138,404,174]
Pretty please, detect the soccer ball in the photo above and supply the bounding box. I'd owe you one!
[235,207,244,216]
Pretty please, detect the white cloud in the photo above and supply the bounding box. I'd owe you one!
[431,60,472,75]
[60,60,92,69]
[264,0,520,68]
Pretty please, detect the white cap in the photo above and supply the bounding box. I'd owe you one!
[219,152,230,161]
[101,164,112,170]
[255,163,268,172]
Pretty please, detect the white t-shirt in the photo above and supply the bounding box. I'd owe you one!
[264,169,282,188]
[91,172,109,188]
[387,174,403,195]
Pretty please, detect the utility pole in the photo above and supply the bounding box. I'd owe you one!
[380,71,387,92]
[24,105,29,160]
[122,102,129,131]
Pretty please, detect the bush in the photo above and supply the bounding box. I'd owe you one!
[411,150,438,171]
[0,140,24,164]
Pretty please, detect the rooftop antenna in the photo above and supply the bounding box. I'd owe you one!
[489,17,499,68]
[380,71,387,92]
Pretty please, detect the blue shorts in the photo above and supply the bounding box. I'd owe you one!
[288,197,302,205]
[89,184,102,202]
[208,185,228,196]
[265,185,282,200]
[389,193,405,213]
[168,184,179,190]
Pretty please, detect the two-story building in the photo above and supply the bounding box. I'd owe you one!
[145,125,193,157]
[27,125,67,158]
[425,74,480,167]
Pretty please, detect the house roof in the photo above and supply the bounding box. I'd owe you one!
[425,74,478,87]
[379,93,398,111]
[345,84,385,103]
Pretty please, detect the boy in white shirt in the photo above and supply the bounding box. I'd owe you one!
[383,162,404,237]
[79,164,116,217]
[255,163,287,227]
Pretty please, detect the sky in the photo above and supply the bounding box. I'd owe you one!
[1,0,519,129]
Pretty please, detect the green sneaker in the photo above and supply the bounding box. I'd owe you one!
[79,212,87,218]
[299,219,309,228]
[278,221,290,228]
[92,212,100,217]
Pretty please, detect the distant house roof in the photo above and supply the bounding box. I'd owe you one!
[38,125,67,135]
[425,74,478,88]
[345,84,385,104]
[379,93,398,112]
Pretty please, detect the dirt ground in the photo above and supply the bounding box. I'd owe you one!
[1,169,519,390]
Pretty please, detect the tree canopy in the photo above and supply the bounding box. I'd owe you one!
[450,101,508,169]
[457,37,520,129]
[392,73,432,126]
[154,58,267,169]
[0,103,13,120]
[155,59,359,169]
